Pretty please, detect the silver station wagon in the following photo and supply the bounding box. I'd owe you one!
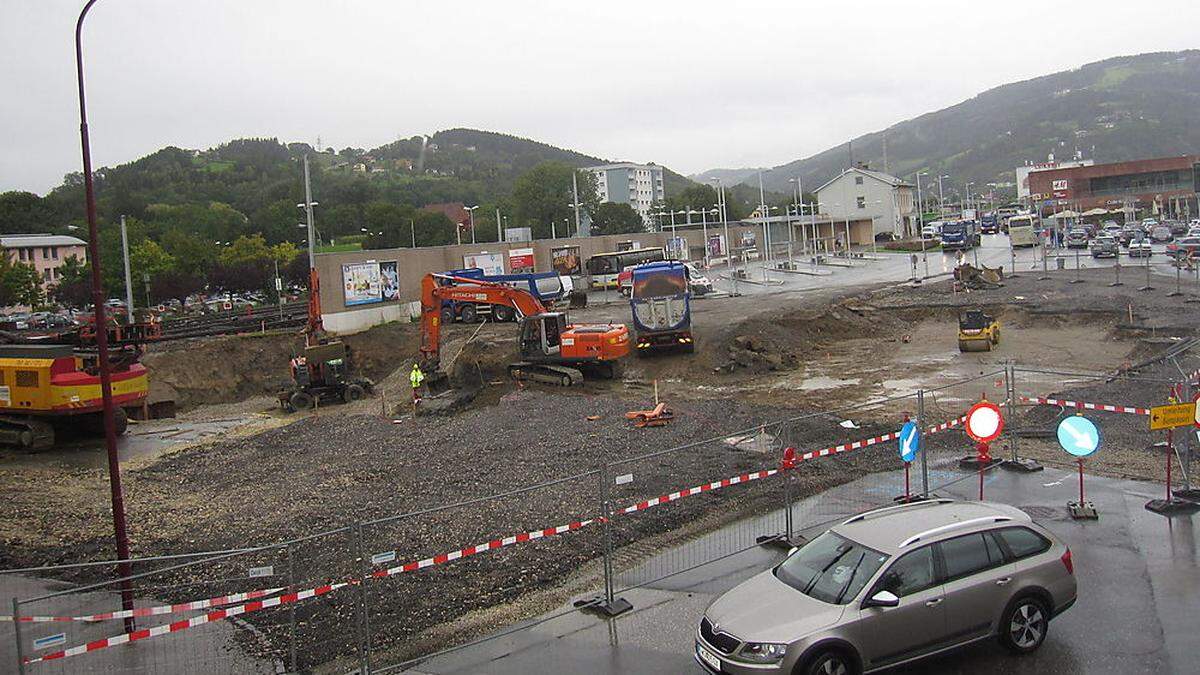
[696,499,1076,675]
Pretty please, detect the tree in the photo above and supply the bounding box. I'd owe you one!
[150,270,205,307]
[0,256,44,309]
[51,255,92,309]
[591,203,646,235]
[511,162,598,239]
[161,228,217,279]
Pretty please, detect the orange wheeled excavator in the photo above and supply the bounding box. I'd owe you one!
[419,273,630,386]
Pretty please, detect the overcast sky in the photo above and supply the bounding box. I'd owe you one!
[3,0,1198,194]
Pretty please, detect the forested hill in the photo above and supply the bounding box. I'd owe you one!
[746,50,1200,197]
[0,129,698,247]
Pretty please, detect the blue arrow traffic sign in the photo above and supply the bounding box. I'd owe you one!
[1057,416,1100,457]
[898,421,919,462]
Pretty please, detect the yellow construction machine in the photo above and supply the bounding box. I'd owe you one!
[958,309,1000,352]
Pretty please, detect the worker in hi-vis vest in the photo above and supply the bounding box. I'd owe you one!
[410,363,425,403]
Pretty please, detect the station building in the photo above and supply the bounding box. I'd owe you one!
[1026,155,1200,218]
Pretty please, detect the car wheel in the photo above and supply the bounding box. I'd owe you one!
[289,391,315,410]
[460,304,479,323]
[801,649,857,675]
[1000,596,1049,654]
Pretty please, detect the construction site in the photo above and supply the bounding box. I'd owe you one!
[4,237,1200,673]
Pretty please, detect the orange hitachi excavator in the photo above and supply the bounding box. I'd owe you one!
[419,273,630,386]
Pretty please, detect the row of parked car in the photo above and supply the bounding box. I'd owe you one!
[1068,218,1200,260]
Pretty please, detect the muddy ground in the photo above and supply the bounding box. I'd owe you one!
[3,267,1199,669]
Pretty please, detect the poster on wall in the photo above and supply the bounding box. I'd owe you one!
[551,246,581,276]
[463,252,505,276]
[740,230,756,248]
[669,236,689,260]
[508,247,535,274]
[707,234,726,258]
[380,261,399,301]
[342,261,383,306]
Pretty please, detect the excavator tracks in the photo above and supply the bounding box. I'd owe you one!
[508,363,585,387]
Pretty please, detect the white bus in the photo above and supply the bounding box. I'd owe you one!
[586,247,665,289]
[1007,214,1040,248]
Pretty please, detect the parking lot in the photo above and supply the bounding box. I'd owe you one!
[404,466,1199,675]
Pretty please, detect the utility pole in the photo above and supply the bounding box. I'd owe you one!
[495,208,502,242]
[937,174,946,215]
[410,219,416,248]
[572,171,581,237]
[120,215,133,313]
[758,172,770,267]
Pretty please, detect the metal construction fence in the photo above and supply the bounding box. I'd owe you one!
[5,359,1197,674]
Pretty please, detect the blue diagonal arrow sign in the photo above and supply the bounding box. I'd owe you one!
[1057,416,1100,457]
[898,421,919,462]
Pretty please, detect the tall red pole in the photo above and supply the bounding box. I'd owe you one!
[75,0,135,631]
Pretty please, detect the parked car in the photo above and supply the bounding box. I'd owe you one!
[696,499,1076,675]
[1101,220,1121,235]
[1188,226,1200,239]
[922,221,945,240]
[1128,236,1153,258]
[1166,237,1200,259]
[1065,229,1089,249]
[1089,235,1119,258]
[1119,226,1142,246]
[1150,225,1174,243]
[1167,220,1188,236]
[1141,218,1159,233]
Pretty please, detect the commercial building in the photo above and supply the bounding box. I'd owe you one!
[813,167,917,239]
[586,163,665,225]
[0,234,88,286]
[1026,155,1200,217]
[1015,158,1094,201]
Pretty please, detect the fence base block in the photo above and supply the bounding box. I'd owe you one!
[756,533,805,551]
[1067,500,1098,520]
[1145,499,1200,516]
[577,596,632,617]
[893,494,930,504]
[958,456,1004,471]
[1002,458,1044,473]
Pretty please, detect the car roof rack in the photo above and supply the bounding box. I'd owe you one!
[898,516,1013,548]
[841,498,956,525]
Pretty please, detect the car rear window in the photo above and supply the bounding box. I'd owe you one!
[996,527,1051,560]
[776,532,889,605]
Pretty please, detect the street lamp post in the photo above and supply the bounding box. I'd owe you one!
[916,172,929,280]
[711,178,736,296]
[937,174,948,215]
[74,0,136,632]
[495,208,503,242]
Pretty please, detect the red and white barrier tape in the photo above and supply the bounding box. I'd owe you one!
[24,583,347,664]
[370,518,596,579]
[4,588,285,624]
[1020,396,1149,415]
[619,469,779,514]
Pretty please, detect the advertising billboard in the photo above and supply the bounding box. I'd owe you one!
[380,261,399,301]
[668,236,688,260]
[463,252,505,276]
[707,233,726,257]
[504,227,533,242]
[342,261,383,306]
[508,247,535,274]
[551,246,581,276]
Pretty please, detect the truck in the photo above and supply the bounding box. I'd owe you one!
[629,261,694,354]
[940,220,980,251]
[438,268,572,323]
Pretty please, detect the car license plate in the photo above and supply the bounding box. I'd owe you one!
[697,644,722,671]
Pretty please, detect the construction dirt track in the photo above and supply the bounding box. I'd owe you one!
[4,266,1200,669]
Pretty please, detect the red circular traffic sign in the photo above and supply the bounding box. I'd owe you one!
[965,401,1004,443]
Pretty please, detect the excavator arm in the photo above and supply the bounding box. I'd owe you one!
[418,273,548,372]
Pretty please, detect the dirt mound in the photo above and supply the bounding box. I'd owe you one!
[141,322,420,410]
[712,304,901,374]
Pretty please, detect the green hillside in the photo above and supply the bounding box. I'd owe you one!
[749,50,1200,198]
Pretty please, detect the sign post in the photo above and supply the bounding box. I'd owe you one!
[962,400,1005,500]
[1146,399,1200,515]
[896,418,920,503]
[1057,415,1100,519]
